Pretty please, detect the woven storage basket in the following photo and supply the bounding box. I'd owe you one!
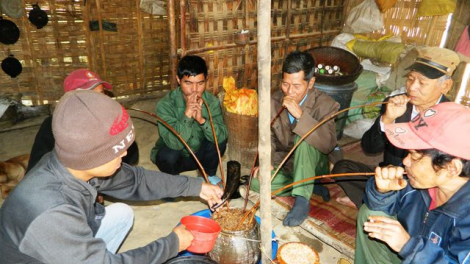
[223,111,258,169]
[308,47,363,85]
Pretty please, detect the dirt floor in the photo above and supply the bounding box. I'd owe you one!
[0,97,382,263]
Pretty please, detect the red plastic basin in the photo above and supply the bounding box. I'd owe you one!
[180,215,221,254]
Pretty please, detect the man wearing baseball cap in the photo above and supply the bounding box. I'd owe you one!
[27,69,139,172]
[332,47,461,209]
[0,90,223,264]
[354,102,470,263]
[63,68,113,92]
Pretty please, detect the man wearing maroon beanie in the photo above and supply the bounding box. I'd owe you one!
[26,68,139,172]
[0,90,223,264]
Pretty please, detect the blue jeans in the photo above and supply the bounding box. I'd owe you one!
[95,203,134,253]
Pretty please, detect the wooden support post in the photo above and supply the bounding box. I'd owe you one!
[95,0,107,79]
[168,0,178,89]
[135,0,144,90]
[257,0,272,262]
[83,0,95,71]
[180,0,187,55]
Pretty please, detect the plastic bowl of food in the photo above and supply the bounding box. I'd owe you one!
[276,242,320,264]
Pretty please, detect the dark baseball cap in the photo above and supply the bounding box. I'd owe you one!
[406,47,460,79]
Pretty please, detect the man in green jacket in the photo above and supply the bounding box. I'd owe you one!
[151,55,228,184]
[250,51,340,226]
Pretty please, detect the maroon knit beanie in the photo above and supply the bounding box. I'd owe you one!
[52,90,135,170]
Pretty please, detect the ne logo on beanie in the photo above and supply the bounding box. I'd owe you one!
[53,90,135,170]
[110,106,130,135]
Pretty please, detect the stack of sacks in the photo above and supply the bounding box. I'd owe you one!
[346,35,405,65]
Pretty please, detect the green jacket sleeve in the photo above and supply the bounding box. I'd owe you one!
[200,92,228,144]
[156,92,195,151]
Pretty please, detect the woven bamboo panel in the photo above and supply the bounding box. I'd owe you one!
[0,0,90,104]
[343,0,451,47]
[446,0,470,50]
[184,0,345,94]
[86,0,171,96]
[377,0,449,46]
[1,0,170,104]
[446,0,470,103]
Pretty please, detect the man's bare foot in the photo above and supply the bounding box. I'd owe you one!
[336,196,357,209]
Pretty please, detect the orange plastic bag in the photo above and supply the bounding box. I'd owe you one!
[375,0,398,13]
[223,77,258,116]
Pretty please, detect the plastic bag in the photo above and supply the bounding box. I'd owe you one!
[343,118,375,139]
[455,26,470,58]
[375,0,398,13]
[343,0,384,34]
[331,33,356,51]
[363,86,391,119]
[417,0,456,17]
[353,41,405,64]
[223,77,258,116]
[140,0,166,15]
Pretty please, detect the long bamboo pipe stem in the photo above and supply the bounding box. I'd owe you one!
[127,108,209,183]
[238,100,389,227]
[201,99,226,188]
[270,101,387,183]
[239,172,376,227]
[242,106,285,212]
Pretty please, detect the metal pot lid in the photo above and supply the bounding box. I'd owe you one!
[164,255,219,264]
[1,54,22,78]
[28,4,48,29]
[1,0,24,19]
[0,16,20,45]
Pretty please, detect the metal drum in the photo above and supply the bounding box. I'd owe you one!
[314,82,358,140]
[208,220,261,264]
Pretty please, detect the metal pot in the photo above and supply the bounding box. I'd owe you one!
[0,16,20,45]
[1,54,22,78]
[208,219,261,264]
[29,4,48,29]
[164,255,219,264]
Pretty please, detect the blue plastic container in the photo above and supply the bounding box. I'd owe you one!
[179,209,278,263]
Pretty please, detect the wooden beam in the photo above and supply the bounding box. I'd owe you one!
[135,0,144,90]
[83,0,95,71]
[180,0,187,55]
[168,0,178,89]
[95,0,107,79]
[257,0,273,262]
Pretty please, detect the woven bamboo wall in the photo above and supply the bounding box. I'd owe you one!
[375,0,449,46]
[2,0,466,104]
[446,0,470,49]
[0,0,170,104]
[0,0,90,104]
[183,0,345,94]
[345,0,450,47]
[85,0,170,96]
[446,0,470,103]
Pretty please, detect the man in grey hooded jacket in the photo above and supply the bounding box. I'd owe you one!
[0,90,222,264]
